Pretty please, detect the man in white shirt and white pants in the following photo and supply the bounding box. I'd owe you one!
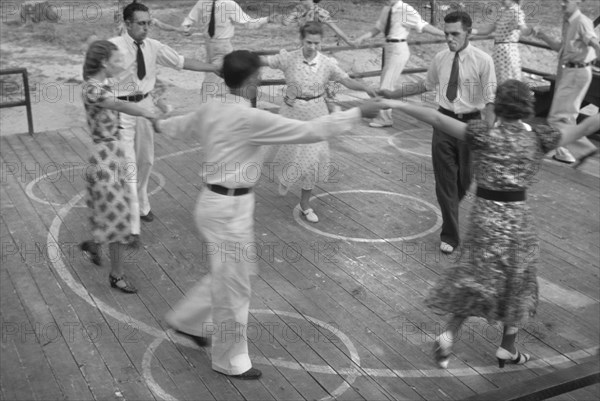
[181,0,275,97]
[109,1,216,234]
[353,0,444,128]
[160,50,386,380]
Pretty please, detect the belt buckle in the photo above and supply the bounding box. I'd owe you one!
[457,113,464,119]
[226,188,235,196]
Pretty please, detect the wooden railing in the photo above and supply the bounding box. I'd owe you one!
[0,68,34,135]
[255,35,555,87]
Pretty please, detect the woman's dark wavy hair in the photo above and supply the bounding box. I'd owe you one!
[300,21,324,38]
[494,79,535,120]
[83,40,118,81]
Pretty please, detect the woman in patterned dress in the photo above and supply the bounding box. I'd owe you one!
[473,0,534,83]
[261,22,376,222]
[383,80,600,368]
[79,40,157,293]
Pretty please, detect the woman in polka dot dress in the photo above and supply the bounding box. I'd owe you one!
[79,40,157,293]
[473,0,535,83]
[262,22,376,223]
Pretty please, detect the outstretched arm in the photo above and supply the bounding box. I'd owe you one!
[379,80,428,100]
[325,21,354,46]
[338,77,377,97]
[557,114,600,147]
[471,23,496,36]
[353,27,381,46]
[182,58,220,73]
[422,24,445,37]
[534,29,562,52]
[152,18,187,33]
[382,99,468,140]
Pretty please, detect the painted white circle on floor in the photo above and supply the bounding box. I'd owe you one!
[294,190,442,243]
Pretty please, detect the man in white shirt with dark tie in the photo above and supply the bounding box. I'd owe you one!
[109,1,217,238]
[180,0,276,97]
[159,50,385,380]
[380,11,496,255]
[353,0,444,128]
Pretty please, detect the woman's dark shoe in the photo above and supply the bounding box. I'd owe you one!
[496,347,530,368]
[128,234,141,250]
[80,241,101,266]
[109,274,137,294]
[433,332,453,369]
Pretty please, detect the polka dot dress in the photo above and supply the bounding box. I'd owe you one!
[493,3,526,83]
[266,50,349,192]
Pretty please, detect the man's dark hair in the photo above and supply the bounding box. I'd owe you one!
[222,50,261,89]
[124,1,149,22]
[444,11,472,32]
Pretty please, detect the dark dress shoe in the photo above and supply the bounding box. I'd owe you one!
[173,329,210,347]
[140,210,154,222]
[221,367,262,380]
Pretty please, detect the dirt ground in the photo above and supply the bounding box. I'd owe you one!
[0,0,597,136]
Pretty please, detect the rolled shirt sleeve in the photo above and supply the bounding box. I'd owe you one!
[156,42,185,70]
[402,3,428,33]
[182,0,202,27]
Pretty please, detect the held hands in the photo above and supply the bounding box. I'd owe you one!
[358,98,388,119]
[150,117,163,134]
[365,87,378,98]
[377,89,394,99]
[180,26,192,36]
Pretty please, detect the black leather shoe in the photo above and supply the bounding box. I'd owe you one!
[221,367,262,380]
[140,211,154,222]
[173,329,210,347]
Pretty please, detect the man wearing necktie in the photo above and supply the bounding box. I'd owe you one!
[180,0,275,98]
[352,0,444,128]
[379,11,496,255]
[109,1,217,237]
[536,0,600,165]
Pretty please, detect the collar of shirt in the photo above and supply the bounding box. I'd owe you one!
[454,43,473,62]
[123,31,144,49]
[302,51,321,67]
[222,93,252,107]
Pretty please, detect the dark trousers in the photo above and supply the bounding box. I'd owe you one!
[431,109,478,247]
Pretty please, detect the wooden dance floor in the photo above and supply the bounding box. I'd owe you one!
[1,107,598,400]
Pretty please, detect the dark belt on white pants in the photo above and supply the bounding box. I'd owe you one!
[206,184,252,196]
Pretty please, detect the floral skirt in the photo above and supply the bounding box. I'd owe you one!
[425,197,539,326]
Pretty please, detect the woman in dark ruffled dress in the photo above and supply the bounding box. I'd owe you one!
[383,80,600,369]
